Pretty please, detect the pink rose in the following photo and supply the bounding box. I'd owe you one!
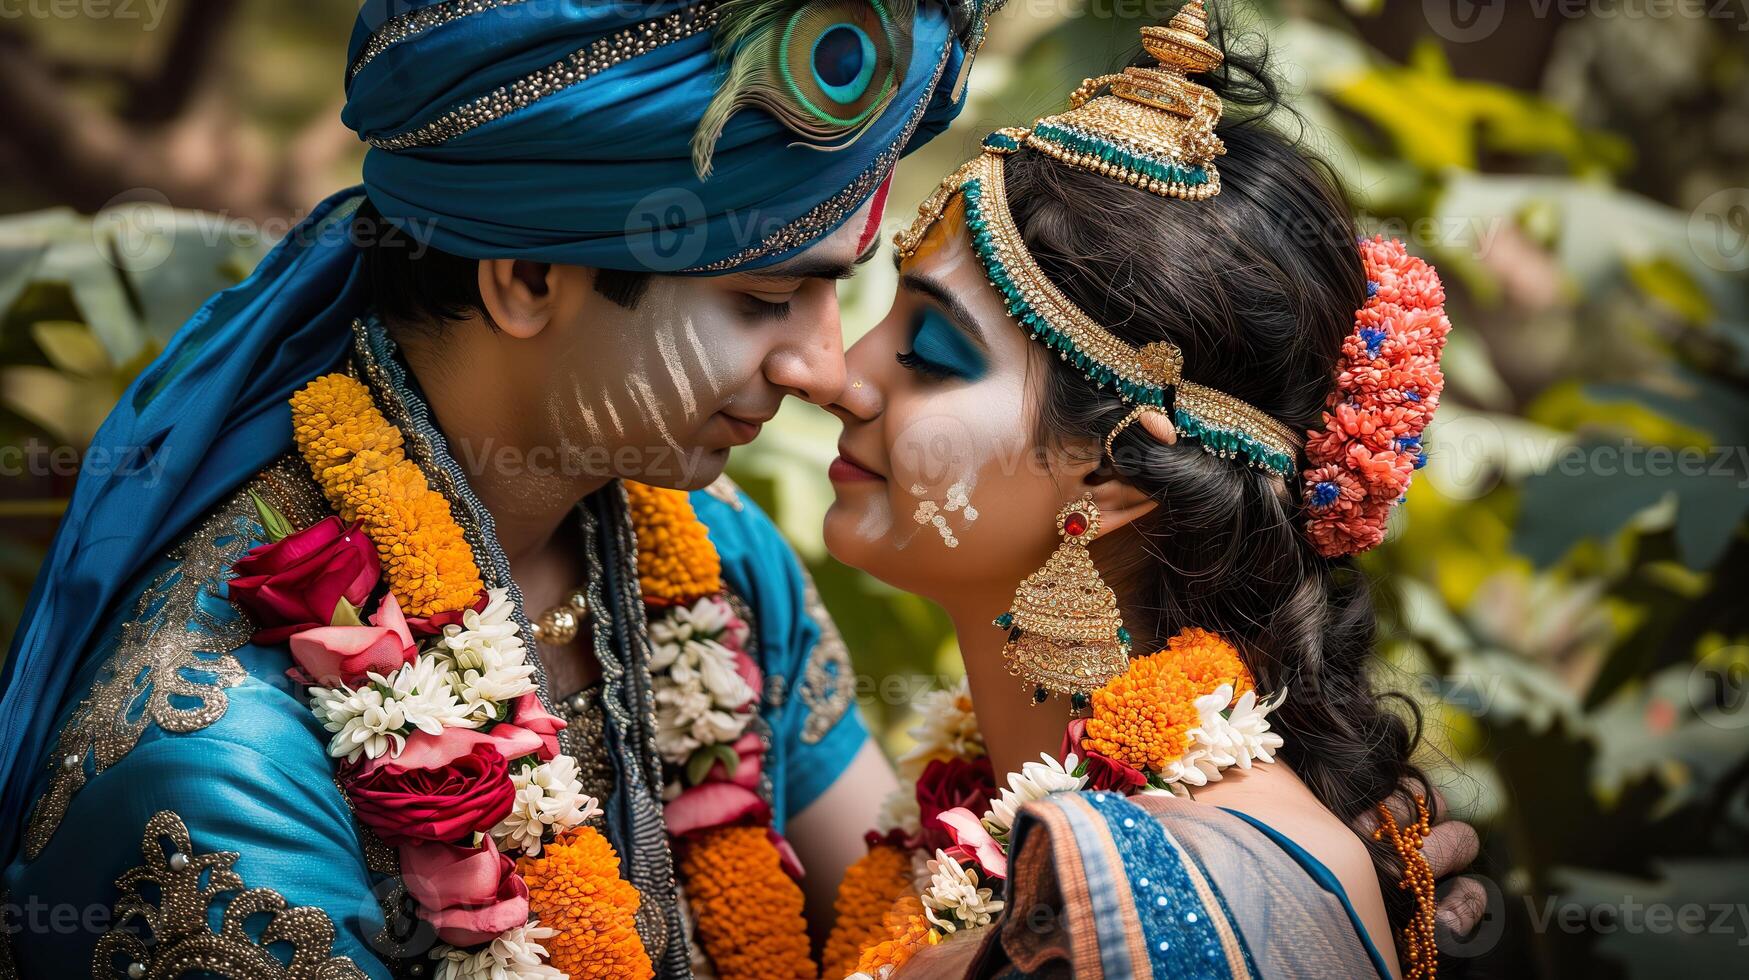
[287,593,418,687]
[507,692,566,763]
[914,756,997,853]
[405,589,490,637]
[664,732,770,837]
[731,649,762,712]
[1062,719,1146,793]
[229,517,379,644]
[937,806,1007,879]
[347,743,514,845]
[355,722,545,779]
[399,837,529,946]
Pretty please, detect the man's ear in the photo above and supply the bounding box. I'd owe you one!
[477,258,555,339]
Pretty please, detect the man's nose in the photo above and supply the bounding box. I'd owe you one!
[766,293,848,406]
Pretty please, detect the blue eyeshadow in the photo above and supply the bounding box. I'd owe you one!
[909,307,987,380]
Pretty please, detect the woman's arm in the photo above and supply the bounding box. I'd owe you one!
[787,739,901,946]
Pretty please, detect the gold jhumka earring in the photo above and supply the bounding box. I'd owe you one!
[993,494,1131,712]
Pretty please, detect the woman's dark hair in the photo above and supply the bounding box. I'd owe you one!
[354,199,652,328]
[1007,10,1431,944]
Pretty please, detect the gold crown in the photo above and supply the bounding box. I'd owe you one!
[1019,0,1225,200]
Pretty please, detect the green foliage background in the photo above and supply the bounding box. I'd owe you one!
[3,1,1748,975]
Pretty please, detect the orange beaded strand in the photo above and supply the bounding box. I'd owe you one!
[1373,794,1438,980]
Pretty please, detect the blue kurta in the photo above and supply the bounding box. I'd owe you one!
[2,465,863,978]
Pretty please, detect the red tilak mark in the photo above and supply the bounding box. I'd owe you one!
[855,173,894,255]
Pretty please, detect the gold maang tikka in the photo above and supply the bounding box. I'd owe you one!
[994,494,1131,712]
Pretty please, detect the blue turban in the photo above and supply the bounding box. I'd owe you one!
[0,0,997,857]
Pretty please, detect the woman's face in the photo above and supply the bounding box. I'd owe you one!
[824,199,1089,607]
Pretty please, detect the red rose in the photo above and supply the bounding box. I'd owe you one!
[399,837,529,947]
[347,743,514,845]
[1063,718,1146,793]
[229,517,379,644]
[914,756,997,853]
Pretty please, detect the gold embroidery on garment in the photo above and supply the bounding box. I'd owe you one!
[23,458,328,860]
[796,568,853,744]
[93,811,367,980]
[703,474,745,512]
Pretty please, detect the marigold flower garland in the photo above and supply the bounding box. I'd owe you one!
[279,373,647,980]
[291,374,483,616]
[831,629,1286,979]
[631,483,815,980]
[821,843,915,980]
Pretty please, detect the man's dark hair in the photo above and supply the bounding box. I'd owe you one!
[355,199,651,327]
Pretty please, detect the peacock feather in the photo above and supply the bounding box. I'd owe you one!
[692,0,918,178]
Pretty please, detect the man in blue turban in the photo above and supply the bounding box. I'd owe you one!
[0,1,1002,975]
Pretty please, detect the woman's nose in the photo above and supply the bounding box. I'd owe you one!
[827,331,884,423]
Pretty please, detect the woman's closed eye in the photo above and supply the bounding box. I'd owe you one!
[895,307,987,382]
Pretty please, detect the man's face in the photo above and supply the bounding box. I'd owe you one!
[527,195,881,491]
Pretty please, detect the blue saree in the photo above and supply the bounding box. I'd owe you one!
[969,791,1396,980]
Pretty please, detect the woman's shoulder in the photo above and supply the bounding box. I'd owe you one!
[975,785,1396,980]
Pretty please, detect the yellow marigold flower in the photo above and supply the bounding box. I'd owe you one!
[1083,651,1201,774]
[679,825,813,980]
[351,461,483,615]
[1166,627,1254,697]
[853,895,935,978]
[291,373,483,616]
[822,843,915,979]
[624,481,721,605]
[518,827,653,980]
[291,374,406,503]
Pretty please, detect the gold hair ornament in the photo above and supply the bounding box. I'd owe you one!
[893,2,1300,477]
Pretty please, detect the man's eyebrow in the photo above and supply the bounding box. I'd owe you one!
[900,271,989,351]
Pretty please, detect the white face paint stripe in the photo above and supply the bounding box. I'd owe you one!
[653,329,701,422]
[628,376,681,453]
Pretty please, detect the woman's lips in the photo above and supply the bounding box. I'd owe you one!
[829,449,883,483]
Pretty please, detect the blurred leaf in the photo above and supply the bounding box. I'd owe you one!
[1328,41,1630,174]
[0,366,114,448]
[29,321,111,378]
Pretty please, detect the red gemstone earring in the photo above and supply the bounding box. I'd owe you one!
[993,493,1132,712]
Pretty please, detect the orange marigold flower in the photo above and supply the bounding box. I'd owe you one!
[853,895,936,978]
[1165,627,1254,697]
[290,374,406,503]
[822,843,915,980]
[518,827,653,980]
[291,373,483,616]
[624,481,721,605]
[678,826,813,980]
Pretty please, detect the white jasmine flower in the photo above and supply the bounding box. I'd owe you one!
[430,921,564,980]
[438,589,536,720]
[895,677,984,778]
[1155,685,1285,788]
[492,757,599,856]
[308,655,475,764]
[381,655,477,737]
[983,752,1087,836]
[919,851,1002,934]
[651,636,755,765]
[310,685,405,763]
[874,783,922,839]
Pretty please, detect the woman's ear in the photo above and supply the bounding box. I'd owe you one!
[1080,410,1175,534]
[476,258,555,339]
